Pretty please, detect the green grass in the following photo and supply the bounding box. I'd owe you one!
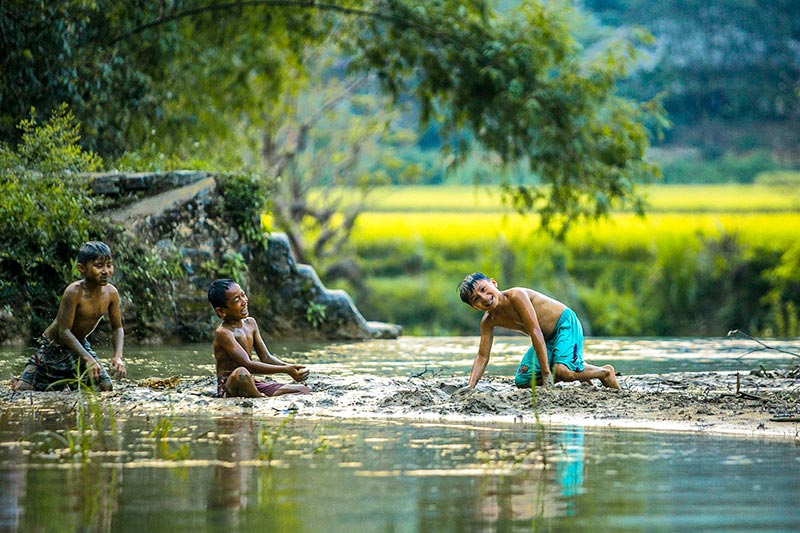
[342,183,800,336]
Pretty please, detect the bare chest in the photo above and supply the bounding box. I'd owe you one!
[76,292,111,323]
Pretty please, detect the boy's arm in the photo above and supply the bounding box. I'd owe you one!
[251,319,287,366]
[217,329,308,382]
[510,291,553,387]
[107,287,126,377]
[251,318,309,381]
[467,316,494,388]
[55,286,103,380]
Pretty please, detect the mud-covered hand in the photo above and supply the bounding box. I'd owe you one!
[452,385,474,397]
[84,358,102,381]
[110,356,126,379]
[288,364,310,382]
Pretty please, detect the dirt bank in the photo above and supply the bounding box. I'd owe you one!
[3,368,799,440]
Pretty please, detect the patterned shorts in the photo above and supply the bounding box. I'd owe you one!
[18,338,112,391]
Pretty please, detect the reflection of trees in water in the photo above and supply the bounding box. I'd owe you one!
[206,417,304,530]
[70,463,123,532]
[12,461,122,532]
[0,409,123,532]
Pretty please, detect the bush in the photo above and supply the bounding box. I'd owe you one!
[754,171,800,187]
[0,106,101,338]
[216,173,272,244]
[0,106,186,341]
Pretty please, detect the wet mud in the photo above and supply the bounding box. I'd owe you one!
[3,368,799,440]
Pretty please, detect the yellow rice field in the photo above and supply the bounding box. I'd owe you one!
[352,211,800,251]
[350,183,800,251]
[360,184,800,213]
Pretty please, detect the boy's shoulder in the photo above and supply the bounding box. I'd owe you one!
[63,280,120,294]
[100,282,120,297]
[62,279,83,294]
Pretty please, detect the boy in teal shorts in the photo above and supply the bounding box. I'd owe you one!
[457,273,619,390]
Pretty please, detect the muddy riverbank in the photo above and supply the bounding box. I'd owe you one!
[3,368,798,441]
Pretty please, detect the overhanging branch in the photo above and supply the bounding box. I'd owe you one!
[107,0,457,46]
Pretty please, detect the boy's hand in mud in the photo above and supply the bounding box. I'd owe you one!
[288,365,310,382]
[84,359,102,381]
[110,356,127,379]
[452,385,474,398]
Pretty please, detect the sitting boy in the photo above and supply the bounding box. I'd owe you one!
[457,272,619,390]
[208,279,311,398]
[13,241,126,391]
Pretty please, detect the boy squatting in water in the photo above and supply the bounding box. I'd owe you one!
[208,279,311,398]
[458,272,619,390]
[13,241,126,391]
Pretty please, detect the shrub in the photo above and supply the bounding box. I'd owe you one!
[0,106,101,338]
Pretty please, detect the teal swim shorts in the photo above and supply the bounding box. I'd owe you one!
[514,308,585,387]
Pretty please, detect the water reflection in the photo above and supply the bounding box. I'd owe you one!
[0,413,798,530]
[5,336,798,385]
[2,337,800,531]
[557,427,584,516]
[0,447,24,531]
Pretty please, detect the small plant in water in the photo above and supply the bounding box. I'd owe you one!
[36,369,117,461]
[149,417,190,461]
[256,415,294,462]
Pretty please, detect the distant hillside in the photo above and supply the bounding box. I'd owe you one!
[582,0,800,162]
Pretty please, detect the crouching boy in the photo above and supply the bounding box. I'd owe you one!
[12,241,126,392]
[458,272,619,390]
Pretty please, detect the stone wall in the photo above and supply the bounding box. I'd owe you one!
[97,172,400,342]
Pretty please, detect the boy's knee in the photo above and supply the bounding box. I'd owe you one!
[514,372,532,388]
[233,367,252,383]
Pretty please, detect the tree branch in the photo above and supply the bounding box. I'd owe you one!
[107,0,460,47]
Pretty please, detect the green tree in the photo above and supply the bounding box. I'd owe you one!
[0,1,176,155]
[263,42,418,283]
[2,0,663,237]
[585,0,800,125]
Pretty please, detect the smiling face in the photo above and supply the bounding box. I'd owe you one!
[467,277,501,311]
[216,282,249,321]
[78,256,114,286]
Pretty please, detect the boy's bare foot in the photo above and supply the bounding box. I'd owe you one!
[602,364,621,389]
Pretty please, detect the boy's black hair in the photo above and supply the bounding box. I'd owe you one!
[77,241,112,265]
[208,279,236,309]
[458,272,490,304]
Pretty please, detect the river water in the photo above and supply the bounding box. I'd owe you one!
[1,337,799,532]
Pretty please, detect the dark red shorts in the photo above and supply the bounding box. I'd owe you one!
[217,373,284,397]
[255,380,283,397]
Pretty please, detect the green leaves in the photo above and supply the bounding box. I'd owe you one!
[3,0,664,238]
[345,1,662,235]
[0,106,100,335]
